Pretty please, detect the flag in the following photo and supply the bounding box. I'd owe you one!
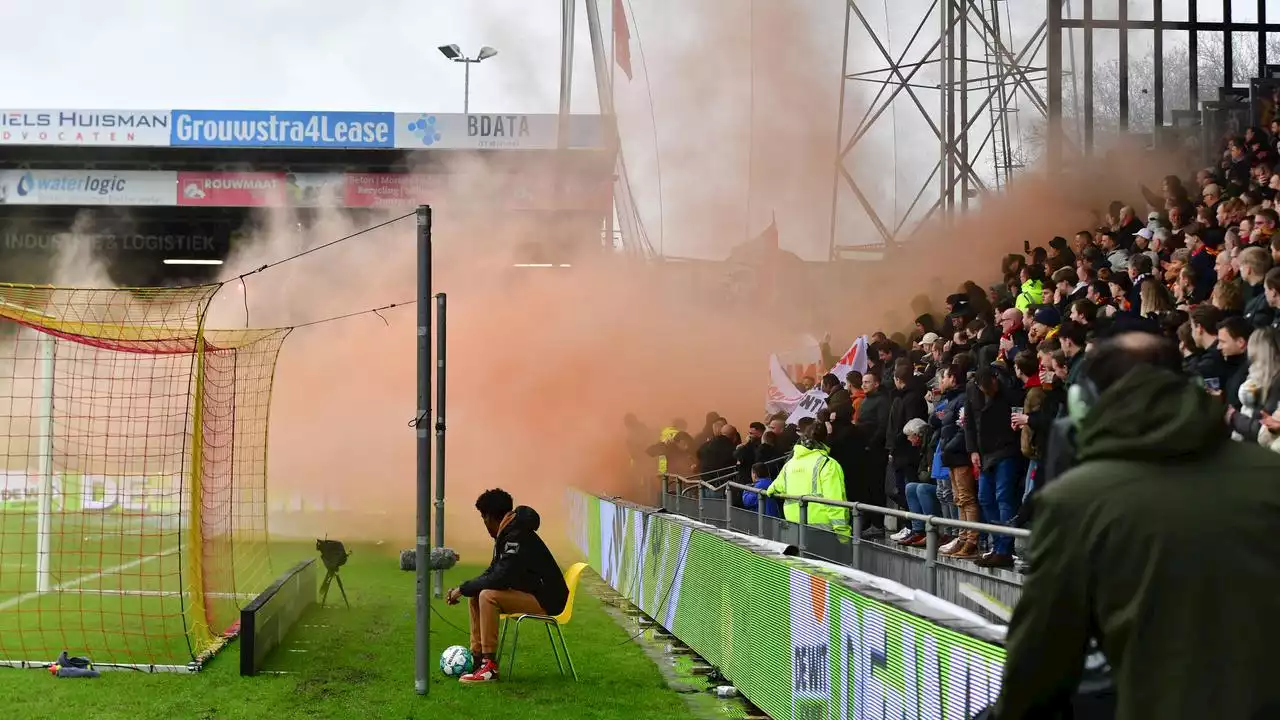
[766,354,804,415]
[826,336,869,383]
[613,0,633,81]
[756,212,779,251]
[785,388,829,425]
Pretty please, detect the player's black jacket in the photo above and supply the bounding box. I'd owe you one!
[459,506,569,615]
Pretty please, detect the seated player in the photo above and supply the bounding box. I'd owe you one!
[446,488,568,683]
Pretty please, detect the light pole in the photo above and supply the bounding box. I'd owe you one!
[438,44,498,115]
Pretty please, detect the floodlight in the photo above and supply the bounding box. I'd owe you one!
[477,46,498,60]
[438,44,462,60]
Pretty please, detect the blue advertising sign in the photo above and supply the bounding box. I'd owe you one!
[170,110,394,149]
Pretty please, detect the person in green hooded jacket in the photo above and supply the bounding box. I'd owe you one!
[765,421,850,536]
[993,333,1280,719]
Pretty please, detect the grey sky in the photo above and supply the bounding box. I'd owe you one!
[0,0,601,115]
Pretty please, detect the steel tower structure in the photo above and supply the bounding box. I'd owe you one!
[831,0,1280,259]
[829,0,1048,259]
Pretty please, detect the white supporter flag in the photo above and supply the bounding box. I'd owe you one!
[766,354,805,415]
[786,388,829,425]
[827,336,870,383]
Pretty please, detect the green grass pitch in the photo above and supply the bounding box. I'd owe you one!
[0,543,701,719]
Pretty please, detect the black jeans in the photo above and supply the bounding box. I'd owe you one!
[861,449,889,529]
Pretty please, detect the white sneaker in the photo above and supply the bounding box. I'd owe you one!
[891,527,913,542]
[939,538,962,555]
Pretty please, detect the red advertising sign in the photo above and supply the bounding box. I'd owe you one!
[343,173,450,208]
[178,171,287,207]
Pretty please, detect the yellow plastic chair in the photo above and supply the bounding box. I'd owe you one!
[496,562,587,681]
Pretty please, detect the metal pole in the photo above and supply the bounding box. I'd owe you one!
[557,0,576,152]
[583,0,617,252]
[464,61,471,115]
[798,500,808,557]
[724,486,732,530]
[924,518,939,595]
[433,293,447,599]
[828,2,852,260]
[414,205,433,696]
[1046,0,1063,171]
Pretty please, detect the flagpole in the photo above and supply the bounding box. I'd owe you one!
[610,0,616,93]
[746,0,754,242]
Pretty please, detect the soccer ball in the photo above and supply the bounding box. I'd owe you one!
[440,645,474,677]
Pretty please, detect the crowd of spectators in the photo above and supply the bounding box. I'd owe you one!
[630,128,1280,571]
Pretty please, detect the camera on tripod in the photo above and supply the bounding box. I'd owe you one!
[315,538,351,609]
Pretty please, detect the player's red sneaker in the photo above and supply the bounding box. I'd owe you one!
[459,658,499,684]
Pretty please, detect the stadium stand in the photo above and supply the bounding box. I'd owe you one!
[632,125,1280,609]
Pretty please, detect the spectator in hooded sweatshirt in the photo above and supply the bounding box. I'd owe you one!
[855,371,892,537]
[994,333,1280,720]
[965,365,1024,568]
[886,362,929,539]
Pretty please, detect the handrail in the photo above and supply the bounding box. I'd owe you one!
[662,473,1029,539]
[660,449,792,482]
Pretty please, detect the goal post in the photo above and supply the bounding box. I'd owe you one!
[0,283,287,670]
[34,329,54,594]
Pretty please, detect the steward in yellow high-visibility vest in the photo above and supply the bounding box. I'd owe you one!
[766,422,850,536]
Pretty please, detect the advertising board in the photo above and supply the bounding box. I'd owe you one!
[394,113,604,150]
[0,109,171,146]
[178,172,287,207]
[571,491,1008,720]
[170,110,395,149]
[0,109,605,150]
[0,170,176,206]
[0,170,606,210]
[342,173,450,208]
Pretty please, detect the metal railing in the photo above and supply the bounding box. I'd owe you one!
[659,472,1028,611]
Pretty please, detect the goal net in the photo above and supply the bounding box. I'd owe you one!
[0,283,286,671]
